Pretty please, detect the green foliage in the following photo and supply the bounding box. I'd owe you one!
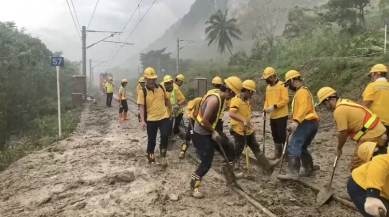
[0,21,81,148]
[205,9,242,55]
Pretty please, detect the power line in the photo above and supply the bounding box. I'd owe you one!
[107,0,144,62]
[70,0,81,31]
[110,0,158,62]
[66,0,81,39]
[87,0,100,31]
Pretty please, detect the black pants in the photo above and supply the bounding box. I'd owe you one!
[347,176,389,217]
[185,119,195,142]
[146,118,170,153]
[270,116,288,144]
[192,131,235,177]
[119,100,128,113]
[173,113,183,135]
[385,126,389,148]
[106,93,113,107]
[232,131,261,160]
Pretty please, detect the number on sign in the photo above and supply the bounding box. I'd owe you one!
[51,57,65,67]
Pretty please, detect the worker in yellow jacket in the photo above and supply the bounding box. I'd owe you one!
[170,74,186,135]
[105,77,115,107]
[317,86,387,172]
[137,67,172,166]
[118,79,128,121]
[179,97,203,159]
[261,67,289,160]
[362,64,389,148]
[278,70,319,180]
[190,76,242,199]
[229,80,280,174]
[136,77,145,122]
[347,141,388,217]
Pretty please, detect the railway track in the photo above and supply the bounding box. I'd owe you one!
[120,96,358,217]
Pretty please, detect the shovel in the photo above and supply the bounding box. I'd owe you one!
[215,139,245,192]
[269,133,290,182]
[244,130,255,180]
[167,114,177,151]
[262,111,266,155]
[316,156,338,205]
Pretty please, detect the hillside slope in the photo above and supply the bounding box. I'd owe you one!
[126,0,326,67]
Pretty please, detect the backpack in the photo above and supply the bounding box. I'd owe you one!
[142,84,165,121]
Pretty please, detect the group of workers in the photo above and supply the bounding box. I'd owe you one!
[112,63,388,217]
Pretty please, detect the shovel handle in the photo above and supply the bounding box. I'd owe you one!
[327,156,338,191]
[262,111,266,155]
[244,130,251,174]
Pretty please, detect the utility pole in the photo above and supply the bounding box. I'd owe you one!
[82,26,87,100]
[176,38,195,74]
[138,65,140,77]
[89,59,92,87]
[81,26,123,101]
[176,37,179,74]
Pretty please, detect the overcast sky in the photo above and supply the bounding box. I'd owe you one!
[0,0,195,71]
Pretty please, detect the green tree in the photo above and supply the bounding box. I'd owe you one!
[205,9,242,55]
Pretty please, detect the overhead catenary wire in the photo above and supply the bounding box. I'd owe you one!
[107,0,144,62]
[65,0,81,39]
[87,0,100,31]
[109,0,158,63]
[70,0,82,31]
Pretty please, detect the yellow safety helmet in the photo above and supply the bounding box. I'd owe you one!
[261,67,275,79]
[316,87,337,104]
[357,141,380,163]
[224,76,243,94]
[108,77,113,81]
[176,74,185,82]
[121,78,128,83]
[285,70,301,82]
[138,77,145,82]
[163,75,173,83]
[143,67,157,79]
[212,76,222,85]
[369,64,388,75]
[243,80,256,91]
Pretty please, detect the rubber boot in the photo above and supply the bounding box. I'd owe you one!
[254,151,280,173]
[178,142,188,159]
[190,173,204,199]
[223,162,244,181]
[160,149,167,167]
[147,153,155,164]
[300,154,314,177]
[234,159,240,171]
[123,112,129,120]
[277,156,300,180]
[269,143,282,160]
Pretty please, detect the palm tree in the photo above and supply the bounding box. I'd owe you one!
[205,9,242,55]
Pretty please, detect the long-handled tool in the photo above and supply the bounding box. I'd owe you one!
[244,130,255,180]
[262,111,266,155]
[167,112,177,151]
[215,139,245,191]
[269,133,291,182]
[316,156,338,205]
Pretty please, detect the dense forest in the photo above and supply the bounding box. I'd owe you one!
[0,21,81,169]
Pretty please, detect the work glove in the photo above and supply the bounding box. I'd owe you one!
[264,105,275,113]
[211,131,221,143]
[364,197,387,216]
[287,121,298,133]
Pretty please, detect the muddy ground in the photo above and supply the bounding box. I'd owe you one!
[0,96,260,217]
[0,93,360,217]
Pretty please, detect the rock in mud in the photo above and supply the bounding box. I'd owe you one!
[167,194,179,201]
[105,170,135,185]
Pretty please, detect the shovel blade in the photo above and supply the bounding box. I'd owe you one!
[316,187,334,205]
[269,170,279,183]
[167,138,179,151]
[222,164,235,185]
